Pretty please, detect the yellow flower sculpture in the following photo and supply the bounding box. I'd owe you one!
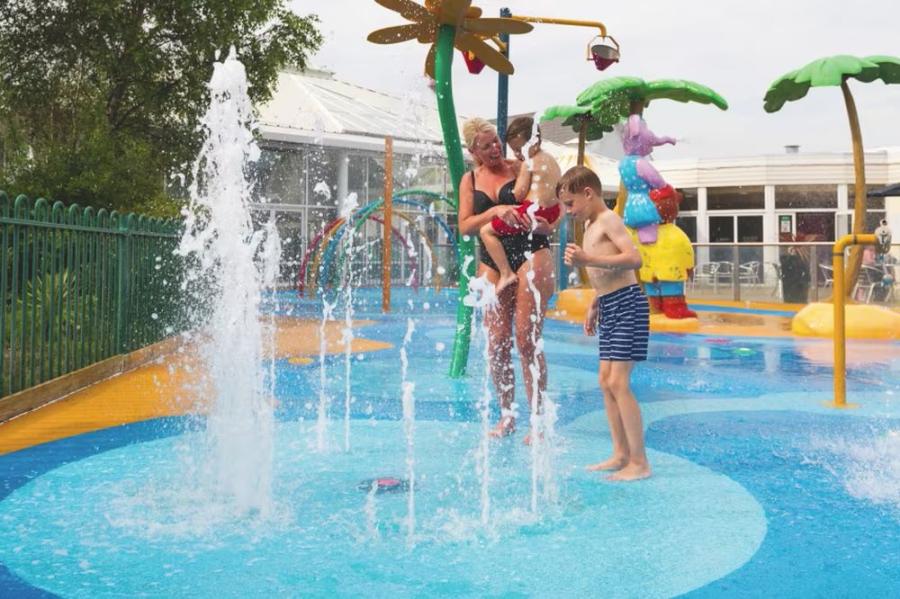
[367,0,532,77]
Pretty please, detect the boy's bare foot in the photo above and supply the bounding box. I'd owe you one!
[586,456,629,471]
[606,463,651,481]
[495,273,518,294]
[488,416,516,438]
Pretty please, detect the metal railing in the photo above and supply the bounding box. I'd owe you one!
[681,242,900,306]
[1,192,186,398]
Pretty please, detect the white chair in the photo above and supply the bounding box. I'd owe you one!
[819,264,834,288]
[692,262,719,290]
[766,262,782,298]
[714,261,734,291]
[854,264,890,304]
[739,261,761,285]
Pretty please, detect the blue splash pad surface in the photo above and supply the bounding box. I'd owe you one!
[0,418,765,598]
[1,286,899,597]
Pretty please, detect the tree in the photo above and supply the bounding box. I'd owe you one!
[0,0,322,214]
[764,54,900,298]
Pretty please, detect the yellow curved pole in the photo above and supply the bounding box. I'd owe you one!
[508,15,607,37]
[830,233,876,408]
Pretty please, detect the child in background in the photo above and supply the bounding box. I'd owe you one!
[480,116,562,292]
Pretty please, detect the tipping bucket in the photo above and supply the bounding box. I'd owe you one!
[462,50,486,74]
[588,36,620,71]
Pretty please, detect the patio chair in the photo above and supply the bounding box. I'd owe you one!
[691,262,719,290]
[854,264,891,303]
[818,264,833,288]
[766,262,782,298]
[739,261,761,285]
[714,261,733,291]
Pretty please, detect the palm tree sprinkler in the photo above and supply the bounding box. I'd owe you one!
[764,54,900,298]
[367,0,532,377]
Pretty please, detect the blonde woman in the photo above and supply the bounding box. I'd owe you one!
[457,117,557,441]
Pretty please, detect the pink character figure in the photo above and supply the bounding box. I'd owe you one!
[619,115,697,320]
[619,115,676,244]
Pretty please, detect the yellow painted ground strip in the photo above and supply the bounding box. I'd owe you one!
[0,317,390,455]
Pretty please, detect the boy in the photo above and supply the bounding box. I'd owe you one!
[480,117,562,292]
[560,166,651,481]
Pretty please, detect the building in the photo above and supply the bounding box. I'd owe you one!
[253,67,460,286]
[253,67,899,293]
[587,146,900,286]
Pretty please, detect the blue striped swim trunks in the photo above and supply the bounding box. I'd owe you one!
[597,284,650,362]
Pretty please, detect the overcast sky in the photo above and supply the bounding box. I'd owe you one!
[290,0,900,159]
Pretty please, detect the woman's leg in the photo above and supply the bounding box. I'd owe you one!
[514,249,555,418]
[479,265,517,435]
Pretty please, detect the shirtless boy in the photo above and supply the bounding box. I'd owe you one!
[559,166,652,481]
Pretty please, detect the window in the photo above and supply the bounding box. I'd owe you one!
[254,148,306,204]
[796,212,835,242]
[347,154,369,202]
[775,185,837,209]
[678,188,698,211]
[848,185,886,209]
[709,216,734,242]
[307,206,337,246]
[675,216,697,242]
[707,186,764,210]
[737,215,763,242]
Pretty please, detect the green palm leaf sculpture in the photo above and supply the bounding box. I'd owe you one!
[541,77,727,286]
[542,76,728,165]
[764,54,900,298]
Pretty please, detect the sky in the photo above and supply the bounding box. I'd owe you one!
[290,0,900,159]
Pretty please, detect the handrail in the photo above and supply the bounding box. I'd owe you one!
[830,233,877,408]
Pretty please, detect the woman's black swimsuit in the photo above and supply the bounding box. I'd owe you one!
[471,171,550,273]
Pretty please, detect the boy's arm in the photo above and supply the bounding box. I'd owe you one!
[512,159,531,202]
[531,153,562,204]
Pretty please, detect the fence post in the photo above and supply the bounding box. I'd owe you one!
[810,245,819,301]
[732,244,740,302]
[115,216,131,353]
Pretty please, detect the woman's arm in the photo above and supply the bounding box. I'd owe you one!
[458,169,529,235]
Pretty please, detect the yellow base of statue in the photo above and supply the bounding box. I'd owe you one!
[792,302,900,340]
[649,313,700,332]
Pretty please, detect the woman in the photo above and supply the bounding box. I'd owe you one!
[457,117,557,440]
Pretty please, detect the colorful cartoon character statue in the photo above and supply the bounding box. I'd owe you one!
[619,115,697,319]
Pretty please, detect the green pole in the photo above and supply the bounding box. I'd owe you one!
[434,25,474,378]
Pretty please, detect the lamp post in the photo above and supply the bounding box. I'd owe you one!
[496,7,512,150]
[496,9,613,149]
[495,9,614,290]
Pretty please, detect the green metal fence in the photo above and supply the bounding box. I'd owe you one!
[0,191,186,398]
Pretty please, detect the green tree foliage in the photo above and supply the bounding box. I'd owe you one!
[0,0,322,215]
